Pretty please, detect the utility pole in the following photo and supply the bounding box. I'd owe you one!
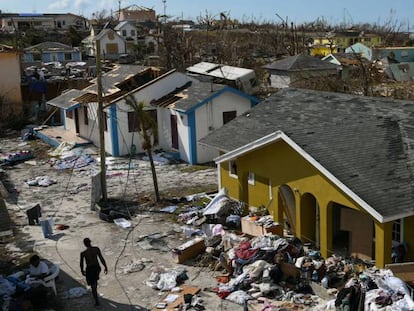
[162,0,167,24]
[96,39,108,201]
[118,0,121,20]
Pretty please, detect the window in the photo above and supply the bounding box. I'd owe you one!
[103,112,108,131]
[223,110,237,124]
[131,29,136,37]
[64,52,72,60]
[83,106,88,125]
[248,172,255,185]
[66,110,73,119]
[229,160,237,178]
[122,30,127,37]
[62,20,66,26]
[33,53,41,61]
[401,51,409,58]
[7,22,12,26]
[128,110,157,132]
[128,111,139,132]
[392,219,403,243]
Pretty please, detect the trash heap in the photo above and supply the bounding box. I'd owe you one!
[0,150,34,166]
[48,142,96,170]
[167,189,414,310]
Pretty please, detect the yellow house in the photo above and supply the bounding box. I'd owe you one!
[334,31,382,49]
[200,88,414,268]
[310,45,339,57]
[0,45,23,115]
[309,31,382,52]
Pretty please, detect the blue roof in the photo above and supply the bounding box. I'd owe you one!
[19,13,44,17]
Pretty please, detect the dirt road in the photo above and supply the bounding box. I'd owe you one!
[1,137,240,310]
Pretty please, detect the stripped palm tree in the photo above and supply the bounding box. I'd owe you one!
[125,95,160,202]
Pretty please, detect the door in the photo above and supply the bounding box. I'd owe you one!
[74,108,80,134]
[171,115,178,150]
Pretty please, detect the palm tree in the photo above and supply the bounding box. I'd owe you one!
[125,95,160,202]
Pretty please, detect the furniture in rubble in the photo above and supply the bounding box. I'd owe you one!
[42,264,60,295]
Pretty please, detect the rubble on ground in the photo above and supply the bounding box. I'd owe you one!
[150,189,414,310]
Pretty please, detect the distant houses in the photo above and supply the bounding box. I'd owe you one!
[23,42,82,63]
[0,12,88,32]
[82,29,126,60]
[263,54,339,88]
[115,5,157,23]
[186,62,258,94]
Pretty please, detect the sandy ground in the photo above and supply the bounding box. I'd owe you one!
[0,137,242,310]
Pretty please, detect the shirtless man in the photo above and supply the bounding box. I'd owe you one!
[80,238,108,307]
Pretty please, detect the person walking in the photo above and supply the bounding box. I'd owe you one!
[80,238,108,307]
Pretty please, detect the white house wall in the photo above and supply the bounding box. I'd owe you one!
[77,103,100,148]
[156,107,190,161]
[117,24,137,44]
[112,72,190,156]
[99,35,126,58]
[270,74,290,88]
[64,113,76,132]
[111,101,142,156]
[195,91,252,163]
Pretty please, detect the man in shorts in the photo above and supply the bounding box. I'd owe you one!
[80,238,108,307]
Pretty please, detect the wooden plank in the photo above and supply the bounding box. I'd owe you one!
[385,262,414,283]
[172,238,205,264]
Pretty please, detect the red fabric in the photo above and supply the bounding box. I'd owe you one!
[235,241,258,260]
[217,291,231,299]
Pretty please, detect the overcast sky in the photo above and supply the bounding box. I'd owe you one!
[0,0,412,29]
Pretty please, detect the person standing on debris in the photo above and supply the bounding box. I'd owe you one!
[80,238,108,307]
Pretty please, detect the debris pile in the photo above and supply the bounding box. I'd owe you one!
[48,142,96,170]
[161,189,414,310]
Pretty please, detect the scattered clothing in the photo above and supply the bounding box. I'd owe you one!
[26,176,57,187]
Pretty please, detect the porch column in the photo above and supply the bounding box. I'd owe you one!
[374,221,393,268]
[295,192,302,241]
[274,186,284,232]
[319,201,333,259]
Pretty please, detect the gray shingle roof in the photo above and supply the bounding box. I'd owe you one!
[174,78,225,112]
[263,54,339,72]
[200,88,414,220]
[114,20,135,30]
[47,89,87,109]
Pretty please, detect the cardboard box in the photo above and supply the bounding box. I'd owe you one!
[241,216,282,237]
[152,285,200,311]
[172,237,205,263]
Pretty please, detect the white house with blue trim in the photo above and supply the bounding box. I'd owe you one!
[23,42,82,63]
[46,65,259,164]
[152,78,260,164]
